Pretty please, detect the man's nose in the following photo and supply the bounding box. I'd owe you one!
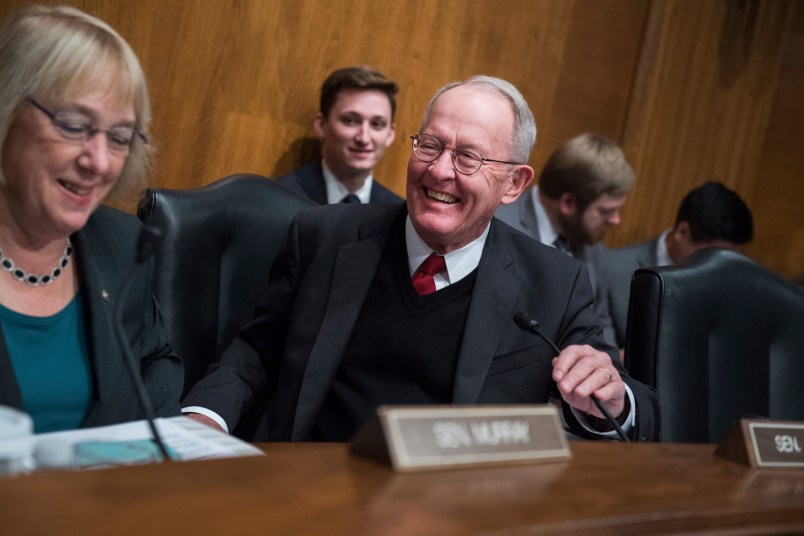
[355,122,370,143]
[428,149,457,179]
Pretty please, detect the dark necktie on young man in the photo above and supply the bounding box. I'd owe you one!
[553,236,573,256]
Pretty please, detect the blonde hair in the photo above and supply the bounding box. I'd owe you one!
[0,5,153,202]
[539,133,634,209]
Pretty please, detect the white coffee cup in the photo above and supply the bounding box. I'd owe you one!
[0,405,34,477]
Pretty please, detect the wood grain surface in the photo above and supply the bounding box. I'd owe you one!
[0,0,801,278]
[1,442,803,535]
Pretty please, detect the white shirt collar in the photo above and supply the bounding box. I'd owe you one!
[531,186,560,246]
[405,216,489,289]
[322,160,373,204]
[656,228,673,265]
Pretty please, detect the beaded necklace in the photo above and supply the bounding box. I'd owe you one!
[0,240,73,286]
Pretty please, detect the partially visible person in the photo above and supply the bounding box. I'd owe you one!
[495,133,635,347]
[183,75,659,443]
[602,181,753,348]
[0,5,182,433]
[276,65,401,204]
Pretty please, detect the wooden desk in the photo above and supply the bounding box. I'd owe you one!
[1,442,803,535]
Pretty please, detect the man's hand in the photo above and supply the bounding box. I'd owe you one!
[186,412,226,433]
[552,344,625,419]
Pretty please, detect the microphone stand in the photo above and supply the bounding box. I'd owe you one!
[113,224,172,461]
[514,312,630,442]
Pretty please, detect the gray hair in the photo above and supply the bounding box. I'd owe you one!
[419,75,537,164]
[0,5,153,202]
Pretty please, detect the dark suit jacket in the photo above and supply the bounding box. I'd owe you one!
[0,206,183,428]
[275,160,402,204]
[601,237,661,348]
[183,203,659,441]
[495,190,618,347]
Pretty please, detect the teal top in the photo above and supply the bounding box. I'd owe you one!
[0,295,92,433]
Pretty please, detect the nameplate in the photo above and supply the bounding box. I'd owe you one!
[715,419,804,469]
[350,405,571,472]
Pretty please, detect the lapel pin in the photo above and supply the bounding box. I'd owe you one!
[101,289,110,301]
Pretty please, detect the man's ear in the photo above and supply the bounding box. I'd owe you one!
[669,221,700,261]
[558,192,577,216]
[672,221,691,242]
[500,165,534,204]
[313,112,327,140]
[384,122,397,147]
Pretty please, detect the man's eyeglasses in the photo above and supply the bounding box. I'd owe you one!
[410,134,522,175]
[27,97,148,155]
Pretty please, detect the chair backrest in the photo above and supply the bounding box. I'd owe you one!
[625,248,804,443]
[136,174,316,405]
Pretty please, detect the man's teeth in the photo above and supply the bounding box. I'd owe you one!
[427,189,457,204]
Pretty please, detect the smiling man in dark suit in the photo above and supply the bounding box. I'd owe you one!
[276,65,401,204]
[184,76,658,442]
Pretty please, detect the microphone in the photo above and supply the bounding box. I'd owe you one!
[513,311,630,442]
[113,223,172,461]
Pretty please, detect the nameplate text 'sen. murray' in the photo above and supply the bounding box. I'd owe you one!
[350,405,572,472]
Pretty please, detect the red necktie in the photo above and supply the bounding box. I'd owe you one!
[412,254,446,296]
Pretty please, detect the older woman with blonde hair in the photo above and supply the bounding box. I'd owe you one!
[0,5,182,432]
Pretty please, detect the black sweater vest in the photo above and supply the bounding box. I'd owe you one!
[311,225,477,441]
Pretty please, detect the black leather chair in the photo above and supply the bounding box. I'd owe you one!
[625,248,804,443]
[137,174,316,437]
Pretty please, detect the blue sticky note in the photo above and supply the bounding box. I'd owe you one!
[75,439,177,468]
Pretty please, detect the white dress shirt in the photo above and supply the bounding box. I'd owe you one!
[322,160,373,204]
[656,228,673,266]
[405,216,488,290]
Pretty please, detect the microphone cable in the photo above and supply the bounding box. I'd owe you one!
[514,311,630,442]
[113,224,172,461]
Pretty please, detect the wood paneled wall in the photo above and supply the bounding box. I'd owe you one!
[1,0,801,278]
[620,0,803,280]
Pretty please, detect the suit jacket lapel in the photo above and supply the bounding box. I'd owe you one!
[72,228,118,426]
[648,237,661,267]
[578,245,599,294]
[292,206,400,438]
[298,162,328,204]
[453,221,522,403]
[517,192,540,241]
[0,328,23,408]
[368,182,383,204]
